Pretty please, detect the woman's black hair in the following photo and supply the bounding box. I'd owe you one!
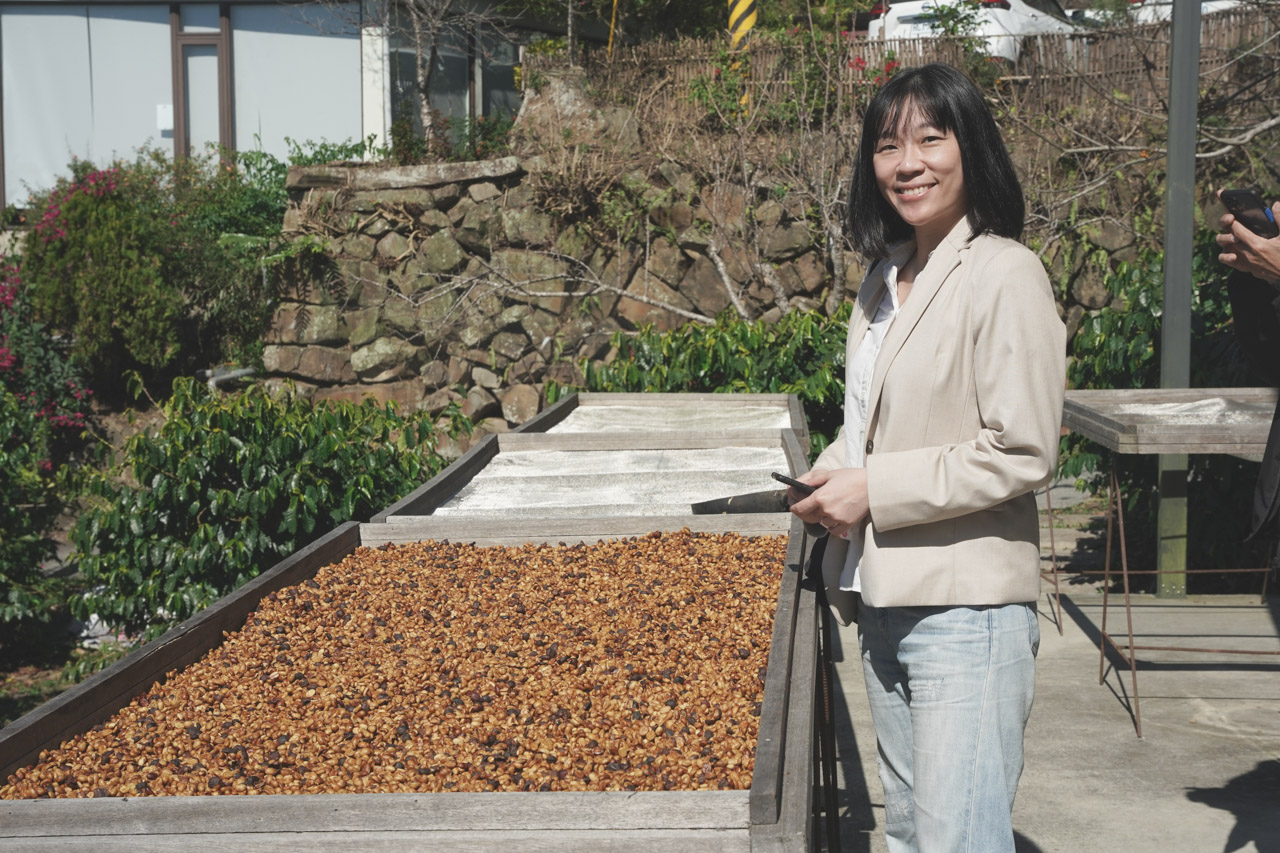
[846,62,1024,258]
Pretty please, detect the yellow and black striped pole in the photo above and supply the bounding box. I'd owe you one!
[728,0,756,49]
[727,0,756,109]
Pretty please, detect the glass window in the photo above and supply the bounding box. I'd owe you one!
[480,32,520,119]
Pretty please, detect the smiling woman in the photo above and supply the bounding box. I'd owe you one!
[871,115,968,259]
[787,62,1065,853]
[847,62,1026,260]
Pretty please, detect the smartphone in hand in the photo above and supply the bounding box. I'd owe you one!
[771,471,816,495]
[1221,188,1280,239]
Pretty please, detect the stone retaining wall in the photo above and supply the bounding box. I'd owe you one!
[265,156,844,439]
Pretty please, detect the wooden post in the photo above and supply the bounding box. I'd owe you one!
[1157,0,1200,598]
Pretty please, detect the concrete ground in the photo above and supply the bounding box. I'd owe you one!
[819,486,1280,853]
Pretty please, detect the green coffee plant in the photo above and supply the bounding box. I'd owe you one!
[554,305,852,455]
[71,378,461,637]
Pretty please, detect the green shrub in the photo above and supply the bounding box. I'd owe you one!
[554,305,851,455]
[0,261,92,627]
[0,392,64,623]
[20,140,377,396]
[21,154,251,392]
[449,110,516,161]
[0,261,92,455]
[71,378,461,638]
[194,135,384,237]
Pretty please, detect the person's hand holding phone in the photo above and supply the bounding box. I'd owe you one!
[786,468,869,540]
[1216,188,1280,287]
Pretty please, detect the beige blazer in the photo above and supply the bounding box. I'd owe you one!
[812,219,1066,624]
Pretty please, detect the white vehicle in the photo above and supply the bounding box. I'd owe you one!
[1126,0,1242,23]
[866,0,1080,63]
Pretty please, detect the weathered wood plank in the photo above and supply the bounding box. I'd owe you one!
[1066,387,1276,404]
[0,524,362,781]
[495,432,789,452]
[761,565,819,852]
[0,828,751,852]
[2,790,748,835]
[514,392,580,433]
[360,514,792,547]
[408,443,790,522]
[431,469,791,520]
[1062,406,1275,436]
[785,397,810,449]
[534,395,799,436]
[748,519,806,826]
[578,392,795,406]
[1063,388,1276,455]
[780,430,809,476]
[369,434,499,522]
[747,549,818,852]
[1063,410,1272,452]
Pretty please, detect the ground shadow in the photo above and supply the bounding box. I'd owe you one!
[1186,759,1280,853]
[1059,593,1280,735]
[1014,832,1048,852]
[1057,593,1142,731]
[815,617,878,853]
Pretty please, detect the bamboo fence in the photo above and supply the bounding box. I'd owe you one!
[523,6,1279,122]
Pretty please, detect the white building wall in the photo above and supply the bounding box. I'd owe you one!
[360,0,388,150]
[230,3,362,160]
[2,2,366,207]
[2,5,168,206]
[2,7,91,206]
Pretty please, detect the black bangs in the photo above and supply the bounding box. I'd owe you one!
[873,84,954,143]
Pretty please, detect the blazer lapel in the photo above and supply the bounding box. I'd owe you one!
[865,218,974,435]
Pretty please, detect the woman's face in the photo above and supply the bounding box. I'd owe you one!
[872,104,968,242]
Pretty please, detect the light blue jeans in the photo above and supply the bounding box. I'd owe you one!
[858,601,1039,853]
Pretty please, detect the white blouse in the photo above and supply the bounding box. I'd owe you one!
[840,259,905,592]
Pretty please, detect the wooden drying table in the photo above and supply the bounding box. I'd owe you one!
[1060,388,1278,737]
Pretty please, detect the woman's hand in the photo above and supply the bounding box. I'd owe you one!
[1216,200,1280,286]
[787,468,870,539]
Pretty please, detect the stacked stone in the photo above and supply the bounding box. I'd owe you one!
[264,158,841,451]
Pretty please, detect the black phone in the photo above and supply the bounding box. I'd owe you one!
[771,471,816,495]
[1221,188,1280,239]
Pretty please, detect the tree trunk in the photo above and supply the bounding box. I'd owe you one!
[567,0,576,66]
[412,15,439,145]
